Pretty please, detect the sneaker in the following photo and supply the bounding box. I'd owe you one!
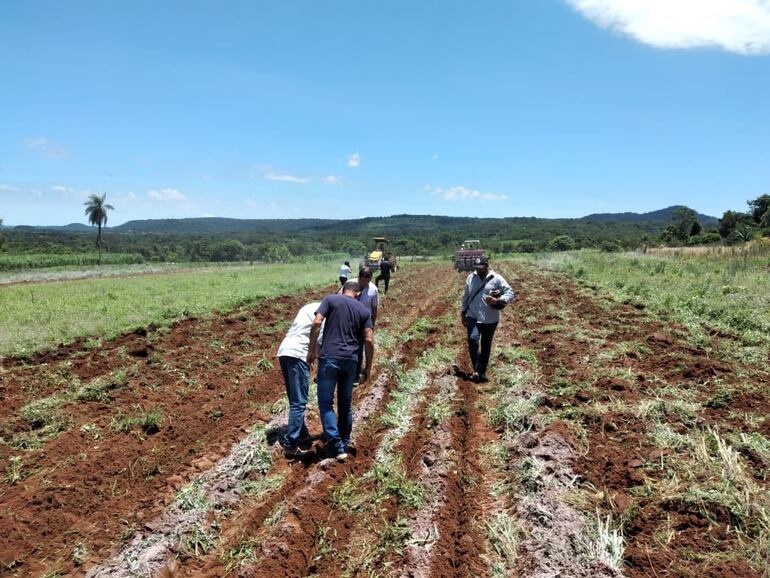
[477,373,489,383]
[283,446,308,459]
[335,451,349,462]
[470,371,480,383]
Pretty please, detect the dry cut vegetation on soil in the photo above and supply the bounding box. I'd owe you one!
[1,260,769,577]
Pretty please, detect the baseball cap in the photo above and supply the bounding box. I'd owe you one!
[472,256,489,269]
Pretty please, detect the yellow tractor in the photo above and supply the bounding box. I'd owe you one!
[361,237,397,272]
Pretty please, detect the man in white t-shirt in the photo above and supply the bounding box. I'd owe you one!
[276,301,324,457]
[339,261,352,286]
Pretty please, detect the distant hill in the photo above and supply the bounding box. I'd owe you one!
[113,217,339,235]
[110,214,515,236]
[7,207,719,235]
[10,223,92,232]
[581,205,718,226]
[3,210,699,257]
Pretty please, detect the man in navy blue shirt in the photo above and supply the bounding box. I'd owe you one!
[308,280,374,461]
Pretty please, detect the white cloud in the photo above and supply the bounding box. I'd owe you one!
[323,175,343,184]
[427,185,508,202]
[347,152,361,168]
[50,185,97,200]
[202,173,211,180]
[432,153,440,160]
[565,0,770,54]
[25,137,68,159]
[202,213,215,218]
[265,171,309,184]
[148,188,188,202]
[0,184,20,192]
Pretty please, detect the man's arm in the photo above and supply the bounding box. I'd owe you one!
[360,327,375,383]
[497,275,514,303]
[370,304,378,327]
[484,275,514,307]
[460,275,471,325]
[307,313,324,367]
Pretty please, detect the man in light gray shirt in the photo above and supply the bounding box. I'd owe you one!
[460,256,514,382]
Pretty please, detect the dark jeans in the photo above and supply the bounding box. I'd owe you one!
[375,274,390,294]
[465,317,498,376]
[339,276,347,286]
[317,357,358,454]
[279,356,311,449]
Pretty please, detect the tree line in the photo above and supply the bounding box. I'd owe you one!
[2,195,768,264]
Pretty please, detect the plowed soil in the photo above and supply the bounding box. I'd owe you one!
[2,262,768,577]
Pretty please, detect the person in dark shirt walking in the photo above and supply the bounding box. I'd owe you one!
[308,280,374,461]
[375,257,392,294]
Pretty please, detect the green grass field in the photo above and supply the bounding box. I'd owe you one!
[0,260,343,357]
[0,252,147,271]
[538,250,770,365]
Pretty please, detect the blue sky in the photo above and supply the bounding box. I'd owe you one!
[1,0,769,226]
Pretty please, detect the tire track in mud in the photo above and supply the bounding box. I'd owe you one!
[88,267,461,577]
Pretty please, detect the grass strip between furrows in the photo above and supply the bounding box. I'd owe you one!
[0,259,349,357]
[223,305,458,577]
[324,344,457,577]
[1,367,136,450]
[499,262,770,577]
[475,262,626,578]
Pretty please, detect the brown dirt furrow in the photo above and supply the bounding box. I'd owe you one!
[1,268,442,577]
[398,371,483,578]
[501,262,768,578]
[0,290,339,577]
[302,354,450,578]
[417,366,492,578]
[164,267,461,577]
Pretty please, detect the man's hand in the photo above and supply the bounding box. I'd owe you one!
[308,313,324,369]
[460,312,467,327]
[485,295,500,307]
[359,368,370,384]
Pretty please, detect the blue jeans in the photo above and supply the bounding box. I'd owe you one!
[317,357,358,454]
[279,356,311,449]
[465,317,498,376]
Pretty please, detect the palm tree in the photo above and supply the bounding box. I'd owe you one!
[84,193,114,264]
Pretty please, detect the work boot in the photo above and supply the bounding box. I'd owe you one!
[283,446,308,459]
[335,451,349,462]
